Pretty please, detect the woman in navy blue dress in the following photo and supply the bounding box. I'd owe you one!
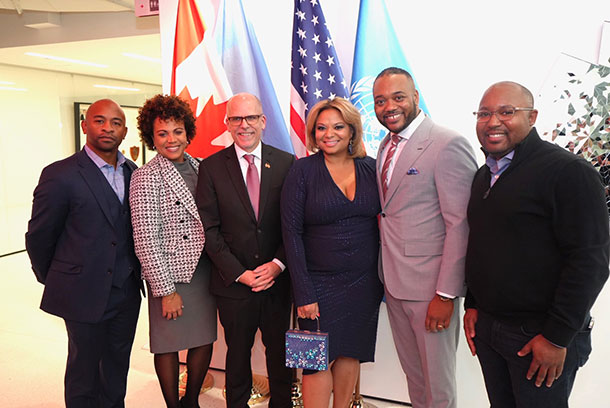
[281,98,384,408]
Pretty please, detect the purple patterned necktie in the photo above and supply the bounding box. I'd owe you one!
[245,154,260,219]
[380,133,401,198]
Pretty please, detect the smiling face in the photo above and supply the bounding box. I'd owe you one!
[314,108,353,158]
[226,93,266,153]
[153,117,188,162]
[476,82,538,159]
[81,99,127,157]
[373,73,420,134]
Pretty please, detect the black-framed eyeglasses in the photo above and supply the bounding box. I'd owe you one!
[226,114,263,126]
[473,106,535,123]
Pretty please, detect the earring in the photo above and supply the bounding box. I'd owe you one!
[348,138,354,155]
[152,145,156,150]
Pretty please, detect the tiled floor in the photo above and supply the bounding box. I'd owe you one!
[0,252,404,408]
[4,250,610,407]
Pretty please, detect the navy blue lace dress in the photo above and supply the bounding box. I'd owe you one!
[281,152,384,364]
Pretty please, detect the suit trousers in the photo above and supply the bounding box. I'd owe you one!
[64,274,141,408]
[473,311,592,408]
[216,290,292,408]
[385,290,459,408]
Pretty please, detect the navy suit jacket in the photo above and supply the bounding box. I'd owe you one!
[26,149,142,323]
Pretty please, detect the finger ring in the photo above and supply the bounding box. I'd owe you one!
[437,325,444,329]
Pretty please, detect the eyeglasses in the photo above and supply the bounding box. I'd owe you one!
[226,114,263,126]
[473,106,535,123]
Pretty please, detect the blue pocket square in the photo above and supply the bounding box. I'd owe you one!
[407,167,419,175]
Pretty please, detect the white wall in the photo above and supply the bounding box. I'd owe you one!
[0,64,161,255]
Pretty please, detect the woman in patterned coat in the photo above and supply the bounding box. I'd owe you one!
[130,95,216,408]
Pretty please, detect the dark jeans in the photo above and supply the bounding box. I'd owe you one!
[474,311,592,408]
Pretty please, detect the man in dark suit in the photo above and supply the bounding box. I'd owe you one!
[26,99,142,408]
[464,82,609,407]
[196,93,294,408]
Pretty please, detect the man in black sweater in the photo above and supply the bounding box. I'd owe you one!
[464,81,609,408]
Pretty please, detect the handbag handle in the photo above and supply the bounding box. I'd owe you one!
[296,316,321,332]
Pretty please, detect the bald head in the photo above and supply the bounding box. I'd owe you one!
[225,93,266,152]
[227,93,263,114]
[81,98,128,164]
[481,81,534,108]
[476,81,538,159]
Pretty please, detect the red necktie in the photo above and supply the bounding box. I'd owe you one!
[245,154,260,219]
[380,133,401,198]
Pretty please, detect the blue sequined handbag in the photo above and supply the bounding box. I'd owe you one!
[285,318,328,371]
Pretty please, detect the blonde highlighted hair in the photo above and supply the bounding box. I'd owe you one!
[305,97,366,158]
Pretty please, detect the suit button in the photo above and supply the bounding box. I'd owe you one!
[111,241,117,246]
[381,213,386,218]
[257,229,262,234]
[175,200,181,205]
[254,254,259,259]
[183,235,188,240]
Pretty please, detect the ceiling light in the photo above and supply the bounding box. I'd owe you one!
[122,52,161,64]
[93,84,140,92]
[25,52,108,68]
[0,86,27,92]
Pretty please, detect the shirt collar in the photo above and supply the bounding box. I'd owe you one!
[84,145,126,169]
[396,110,425,140]
[485,150,514,171]
[234,141,262,161]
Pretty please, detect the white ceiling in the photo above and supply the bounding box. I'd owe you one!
[0,0,132,13]
[0,0,162,86]
[0,34,162,85]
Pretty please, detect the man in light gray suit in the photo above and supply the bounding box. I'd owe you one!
[374,67,477,408]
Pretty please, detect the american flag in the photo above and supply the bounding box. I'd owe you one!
[289,0,349,158]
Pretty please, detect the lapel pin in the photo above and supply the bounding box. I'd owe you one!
[407,167,419,175]
[265,162,271,169]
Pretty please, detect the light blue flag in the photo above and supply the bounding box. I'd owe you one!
[214,0,294,154]
[350,0,430,157]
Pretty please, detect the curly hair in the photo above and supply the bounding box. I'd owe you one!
[305,97,366,158]
[137,94,196,150]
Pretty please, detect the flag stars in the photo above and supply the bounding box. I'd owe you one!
[329,92,336,100]
[313,70,322,81]
[298,46,307,58]
[327,74,335,84]
[312,52,321,63]
[325,37,333,48]
[311,15,319,26]
[300,81,308,94]
[299,64,308,76]
[341,79,347,88]
[310,0,318,6]
[297,27,306,39]
[312,34,320,45]
[314,88,323,99]
[296,10,306,21]
[326,55,334,66]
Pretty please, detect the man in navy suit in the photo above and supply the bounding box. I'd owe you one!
[26,99,142,408]
[196,93,294,408]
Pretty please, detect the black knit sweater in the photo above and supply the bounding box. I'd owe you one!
[465,128,609,347]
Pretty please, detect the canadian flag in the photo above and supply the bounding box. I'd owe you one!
[161,0,233,158]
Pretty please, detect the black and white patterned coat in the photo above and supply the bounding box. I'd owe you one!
[130,153,204,297]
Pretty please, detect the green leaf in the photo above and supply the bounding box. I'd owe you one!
[598,65,610,78]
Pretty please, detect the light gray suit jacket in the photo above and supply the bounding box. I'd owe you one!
[377,116,477,301]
